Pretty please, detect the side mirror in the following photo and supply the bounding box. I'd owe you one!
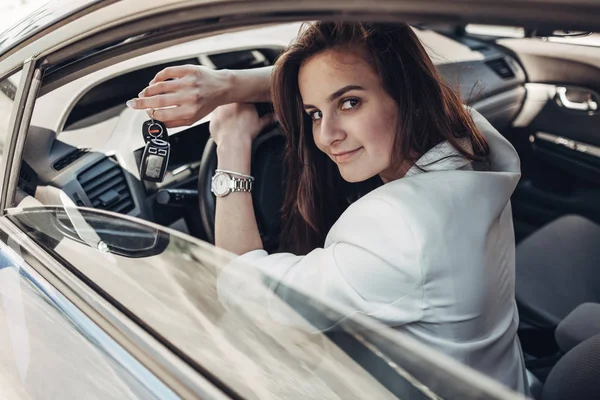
[10,206,170,259]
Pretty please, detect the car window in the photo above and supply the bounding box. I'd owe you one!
[8,206,523,400]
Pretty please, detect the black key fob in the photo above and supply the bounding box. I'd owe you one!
[140,139,170,182]
[142,119,168,143]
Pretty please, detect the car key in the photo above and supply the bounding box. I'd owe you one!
[142,119,168,143]
[140,138,170,182]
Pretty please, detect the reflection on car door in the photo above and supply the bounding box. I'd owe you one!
[0,68,169,399]
[0,220,180,399]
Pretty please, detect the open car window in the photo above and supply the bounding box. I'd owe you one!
[8,206,522,400]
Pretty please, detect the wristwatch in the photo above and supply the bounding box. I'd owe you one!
[211,169,254,197]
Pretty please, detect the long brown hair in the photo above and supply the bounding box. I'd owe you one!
[271,22,489,255]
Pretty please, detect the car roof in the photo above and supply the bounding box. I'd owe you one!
[0,0,105,56]
[0,0,194,77]
[3,0,600,78]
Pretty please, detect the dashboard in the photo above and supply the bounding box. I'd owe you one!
[18,23,528,241]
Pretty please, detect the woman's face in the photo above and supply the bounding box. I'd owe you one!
[298,48,400,183]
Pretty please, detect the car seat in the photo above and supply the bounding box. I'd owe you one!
[515,214,600,329]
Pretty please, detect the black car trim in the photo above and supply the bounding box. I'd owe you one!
[0,59,38,213]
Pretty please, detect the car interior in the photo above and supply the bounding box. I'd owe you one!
[9,20,600,399]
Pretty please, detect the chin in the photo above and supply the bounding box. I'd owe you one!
[338,167,378,183]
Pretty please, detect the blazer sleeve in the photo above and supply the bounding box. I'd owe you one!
[217,195,424,331]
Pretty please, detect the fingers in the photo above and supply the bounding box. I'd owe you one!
[149,106,197,127]
[149,65,196,85]
[128,93,181,110]
[139,79,187,98]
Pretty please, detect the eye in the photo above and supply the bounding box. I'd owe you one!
[340,98,360,110]
[309,110,323,121]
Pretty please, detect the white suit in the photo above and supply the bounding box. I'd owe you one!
[218,109,527,393]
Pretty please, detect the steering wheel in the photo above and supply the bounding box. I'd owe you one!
[198,125,286,252]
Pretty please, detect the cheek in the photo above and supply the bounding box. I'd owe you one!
[358,110,397,157]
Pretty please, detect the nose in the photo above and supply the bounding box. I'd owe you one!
[316,114,346,148]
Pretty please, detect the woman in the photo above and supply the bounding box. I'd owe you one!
[130,22,526,392]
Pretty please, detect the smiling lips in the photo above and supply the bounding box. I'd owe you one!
[332,147,362,163]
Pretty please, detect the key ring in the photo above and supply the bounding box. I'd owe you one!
[148,109,163,138]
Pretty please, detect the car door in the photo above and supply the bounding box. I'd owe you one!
[0,229,181,399]
[0,63,191,400]
[3,204,524,400]
[494,34,600,240]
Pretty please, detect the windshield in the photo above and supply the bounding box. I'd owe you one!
[7,206,521,400]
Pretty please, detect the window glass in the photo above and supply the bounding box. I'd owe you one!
[8,206,523,400]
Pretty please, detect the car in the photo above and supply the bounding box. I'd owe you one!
[1,0,600,399]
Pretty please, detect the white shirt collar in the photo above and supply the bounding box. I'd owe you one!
[404,139,472,177]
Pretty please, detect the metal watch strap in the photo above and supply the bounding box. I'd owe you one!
[231,176,253,192]
[215,169,254,180]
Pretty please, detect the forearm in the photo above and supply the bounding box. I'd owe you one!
[223,66,273,104]
[214,139,263,255]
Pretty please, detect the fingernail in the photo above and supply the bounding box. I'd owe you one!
[126,99,136,108]
[138,91,144,98]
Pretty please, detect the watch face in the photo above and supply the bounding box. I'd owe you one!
[212,173,231,196]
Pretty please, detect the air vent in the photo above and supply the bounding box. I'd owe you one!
[19,162,37,196]
[77,157,134,214]
[20,168,32,184]
[53,148,89,171]
[485,58,515,79]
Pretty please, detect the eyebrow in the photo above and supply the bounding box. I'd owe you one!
[303,85,365,110]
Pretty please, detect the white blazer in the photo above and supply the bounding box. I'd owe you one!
[218,109,527,393]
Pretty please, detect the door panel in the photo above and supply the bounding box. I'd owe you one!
[532,96,600,147]
[496,39,600,240]
[0,241,179,400]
